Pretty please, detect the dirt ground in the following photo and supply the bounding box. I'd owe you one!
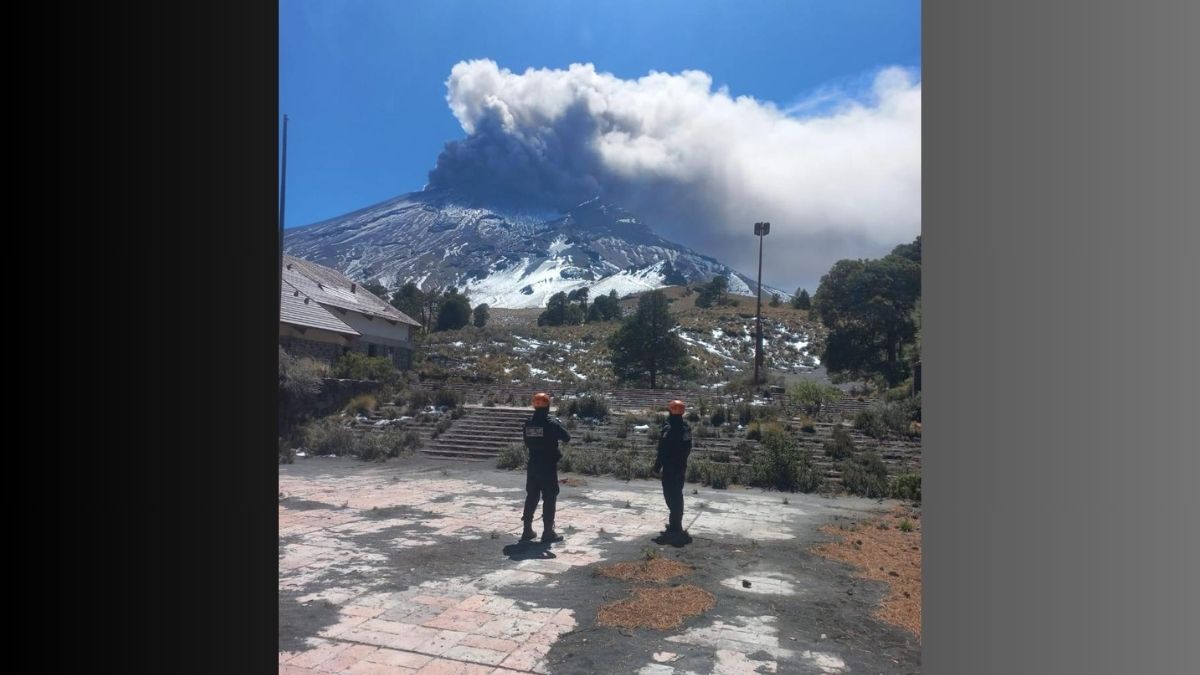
[280,456,921,674]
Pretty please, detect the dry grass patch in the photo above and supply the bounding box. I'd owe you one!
[597,585,716,630]
[596,557,694,583]
[812,506,922,639]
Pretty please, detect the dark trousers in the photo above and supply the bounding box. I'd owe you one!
[522,464,560,525]
[661,467,686,530]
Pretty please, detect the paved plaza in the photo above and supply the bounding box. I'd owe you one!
[280,457,920,674]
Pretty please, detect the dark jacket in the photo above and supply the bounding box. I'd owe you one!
[524,411,571,468]
[655,417,692,473]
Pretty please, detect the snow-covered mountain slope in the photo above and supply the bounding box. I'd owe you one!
[283,189,782,309]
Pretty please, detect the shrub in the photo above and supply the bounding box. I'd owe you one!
[686,411,700,423]
[732,441,756,464]
[685,461,704,483]
[434,388,464,409]
[302,418,356,457]
[356,429,417,461]
[890,472,922,502]
[332,352,396,381]
[344,394,378,416]
[710,407,728,427]
[356,433,390,461]
[854,401,905,438]
[497,443,527,470]
[558,395,610,420]
[824,424,857,460]
[706,463,733,489]
[749,429,824,493]
[745,420,782,442]
[613,448,652,481]
[279,347,327,434]
[735,403,754,426]
[787,380,844,415]
[841,452,890,498]
[799,417,817,433]
[899,518,915,533]
[407,389,432,413]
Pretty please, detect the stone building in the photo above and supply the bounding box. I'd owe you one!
[279,255,420,369]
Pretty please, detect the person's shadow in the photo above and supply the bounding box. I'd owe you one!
[652,531,694,548]
[502,541,559,561]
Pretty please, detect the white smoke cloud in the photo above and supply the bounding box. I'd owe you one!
[427,60,920,291]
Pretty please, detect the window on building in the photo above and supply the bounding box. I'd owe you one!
[368,344,377,357]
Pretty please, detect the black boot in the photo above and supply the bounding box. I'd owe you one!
[541,521,563,543]
[668,512,683,533]
[520,519,537,542]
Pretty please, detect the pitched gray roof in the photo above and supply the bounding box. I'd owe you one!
[280,282,360,336]
[283,255,421,326]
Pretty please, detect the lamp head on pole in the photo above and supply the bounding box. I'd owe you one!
[754,222,771,236]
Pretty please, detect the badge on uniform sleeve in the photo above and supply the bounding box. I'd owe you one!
[525,426,544,437]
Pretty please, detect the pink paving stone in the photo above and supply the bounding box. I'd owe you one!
[437,644,509,666]
[454,595,493,612]
[548,609,575,626]
[280,666,316,675]
[498,644,551,671]
[476,597,516,615]
[490,669,530,675]
[343,606,388,619]
[413,595,461,609]
[355,624,440,651]
[319,615,370,638]
[344,661,417,675]
[525,624,570,645]
[288,641,352,668]
[475,617,546,641]
[361,619,425,636]
[314,651,363,673]
[421,629,471,656]
[340,628,413,650]
[456,634,520,654]
[423,609,496,632]
[364,649,434,669]
[413,659,494,675]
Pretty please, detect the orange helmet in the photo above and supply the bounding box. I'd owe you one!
[532,392,551,409]
[668,400,685,415]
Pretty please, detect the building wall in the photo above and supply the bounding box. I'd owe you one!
[332,309,412,345]
[325,306,414,370]
[281,315,414,370]
[346,340,412,369]
[280,334,345,364]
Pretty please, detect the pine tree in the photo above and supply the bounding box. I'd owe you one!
[607,290,690,389]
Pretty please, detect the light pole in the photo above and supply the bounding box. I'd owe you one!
[753,221,770,385]
[279,114,289,322]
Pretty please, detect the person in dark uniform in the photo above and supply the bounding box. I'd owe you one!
[521,392,571,543]
[653,399,693,538]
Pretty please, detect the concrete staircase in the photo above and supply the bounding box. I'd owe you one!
[419,406,530,461]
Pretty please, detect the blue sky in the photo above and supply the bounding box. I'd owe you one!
[280,0,921,229]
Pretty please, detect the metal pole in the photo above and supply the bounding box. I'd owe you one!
[754,228,764,385]
[279,114,288,273]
